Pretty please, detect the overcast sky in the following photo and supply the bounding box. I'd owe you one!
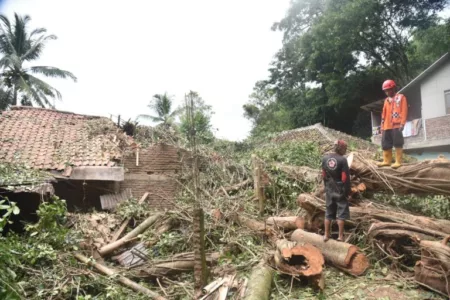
[0,0,290,141]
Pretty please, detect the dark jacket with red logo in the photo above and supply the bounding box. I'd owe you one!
[322,153,351,197]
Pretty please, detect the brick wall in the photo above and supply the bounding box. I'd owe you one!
[426,115,450,141]
[120,144,189,209]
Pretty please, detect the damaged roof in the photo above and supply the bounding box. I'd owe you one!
[0,106,132,171]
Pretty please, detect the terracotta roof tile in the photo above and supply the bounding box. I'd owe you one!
[0,107,132,170]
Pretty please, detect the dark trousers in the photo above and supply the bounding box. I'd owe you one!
[382,128,404,150]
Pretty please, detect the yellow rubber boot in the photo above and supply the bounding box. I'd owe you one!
[377,149,392,167]
[391,148,403,169]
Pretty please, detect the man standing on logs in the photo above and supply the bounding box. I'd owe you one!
[322,140,351,242]
[377,79,408,169]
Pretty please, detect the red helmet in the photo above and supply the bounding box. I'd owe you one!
[382,79,396,90]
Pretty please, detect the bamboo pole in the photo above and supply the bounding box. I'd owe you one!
[99,213,162,256]
[111,192,149,242]
[74,253,166,300]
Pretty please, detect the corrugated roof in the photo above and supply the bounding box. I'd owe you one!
[0,106,131,170]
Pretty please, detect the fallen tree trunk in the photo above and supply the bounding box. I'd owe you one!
[134,252,220,278]
[415,237,450,297]
[266,216,305,231]
[291,229,369,276]
[231,214,277,240]
[99,213,163,256]
[349,152,450,195]
[74,253,166,300]
[244,262,274,300]
[368,223,448,265]
[297,193,450,235]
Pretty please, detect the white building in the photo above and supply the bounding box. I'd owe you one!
[362,53,450,159]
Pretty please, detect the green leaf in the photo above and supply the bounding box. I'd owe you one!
[12,205,20,215]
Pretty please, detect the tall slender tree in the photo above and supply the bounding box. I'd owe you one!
[0,13,77,108]
[139,93,179,127]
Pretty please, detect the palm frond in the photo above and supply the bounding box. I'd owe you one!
[0,16,16,56]
[13,13,29,57]
[21,34,57,61]
[28,66,77,81]
[29,27,47,38]
[0,54,20,69]
[18,75,47,107]
[27,74,61,99]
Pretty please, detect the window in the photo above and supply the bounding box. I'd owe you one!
[446,90,450,115]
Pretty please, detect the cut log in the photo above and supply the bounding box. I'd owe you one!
[99,213,162,256]
[273,239,324,278]
[291,229,369,276]
[232,214,275,234]
[74,253,166,300]
[415,237,450,297]
[266,216,305,231]
[134,252,220,278]
[244,262,273,300]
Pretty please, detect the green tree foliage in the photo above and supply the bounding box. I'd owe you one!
[0,13,77,109]
[138,93,180,127]
[245,0,450,138]
[179,91,215,144]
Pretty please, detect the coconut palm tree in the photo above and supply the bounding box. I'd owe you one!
[139,93,180,127]
[0,13,77,108]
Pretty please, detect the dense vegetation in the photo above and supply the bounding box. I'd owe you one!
[243,0,450,138]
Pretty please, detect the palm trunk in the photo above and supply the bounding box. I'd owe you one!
[13,83,19,106]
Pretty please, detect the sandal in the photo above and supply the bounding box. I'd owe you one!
[323,235,330,242]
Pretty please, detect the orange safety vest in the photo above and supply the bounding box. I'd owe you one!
[381,93,408,130]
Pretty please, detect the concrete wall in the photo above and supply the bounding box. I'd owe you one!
[420,60,450,119]
[120,144,189,209]
[372,127,425,150]
[425,115,450,142]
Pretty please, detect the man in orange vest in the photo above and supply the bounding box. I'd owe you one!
[377,79,408,169]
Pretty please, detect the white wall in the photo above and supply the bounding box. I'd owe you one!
[421,60,450,119]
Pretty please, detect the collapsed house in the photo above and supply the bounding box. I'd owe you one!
[0,106,188,212]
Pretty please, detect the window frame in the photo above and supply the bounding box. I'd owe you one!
[445,90,450,115]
